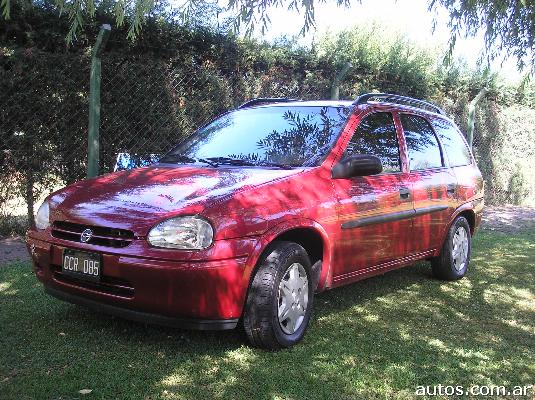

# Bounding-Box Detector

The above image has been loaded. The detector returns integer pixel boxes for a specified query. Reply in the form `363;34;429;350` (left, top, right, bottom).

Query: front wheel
431;216;471;280
243;241;314;350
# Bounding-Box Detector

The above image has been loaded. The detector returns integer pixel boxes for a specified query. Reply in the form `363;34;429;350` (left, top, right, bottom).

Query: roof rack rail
353;93;445;115
238;98;299;109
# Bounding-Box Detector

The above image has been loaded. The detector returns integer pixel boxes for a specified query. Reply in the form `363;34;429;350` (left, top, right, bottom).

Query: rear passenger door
399;113;457;254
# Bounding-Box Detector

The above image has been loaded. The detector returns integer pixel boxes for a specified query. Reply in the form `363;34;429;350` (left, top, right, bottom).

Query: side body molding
341;205;449;229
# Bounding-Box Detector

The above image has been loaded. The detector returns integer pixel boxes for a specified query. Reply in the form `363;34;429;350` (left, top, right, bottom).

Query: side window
431;119;472;167
344;112;401;173
401;114;443;170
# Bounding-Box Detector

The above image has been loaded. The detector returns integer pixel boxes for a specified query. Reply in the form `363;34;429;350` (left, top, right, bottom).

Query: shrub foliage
1;5;534;234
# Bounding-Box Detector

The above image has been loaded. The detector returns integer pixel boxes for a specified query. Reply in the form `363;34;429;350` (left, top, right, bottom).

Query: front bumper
44;286;239;330
27;232;258;328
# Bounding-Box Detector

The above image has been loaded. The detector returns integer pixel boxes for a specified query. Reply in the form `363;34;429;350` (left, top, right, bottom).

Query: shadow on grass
0;230;533;399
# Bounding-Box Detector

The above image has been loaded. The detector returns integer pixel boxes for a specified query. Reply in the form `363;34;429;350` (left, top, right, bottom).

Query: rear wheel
243;241;314;350
432;216;471;280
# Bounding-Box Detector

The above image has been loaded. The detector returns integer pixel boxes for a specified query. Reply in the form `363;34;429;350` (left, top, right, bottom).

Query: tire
431;216;471;281
243;241;314;350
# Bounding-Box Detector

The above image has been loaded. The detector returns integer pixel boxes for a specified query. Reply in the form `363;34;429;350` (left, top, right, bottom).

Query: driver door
331;111;414;281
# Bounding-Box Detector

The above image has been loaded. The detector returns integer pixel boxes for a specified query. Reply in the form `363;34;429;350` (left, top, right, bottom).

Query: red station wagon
26;93;484;349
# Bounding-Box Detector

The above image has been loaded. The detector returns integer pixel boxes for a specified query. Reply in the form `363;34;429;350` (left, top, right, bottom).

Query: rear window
432;119;473;167
401;114;443;170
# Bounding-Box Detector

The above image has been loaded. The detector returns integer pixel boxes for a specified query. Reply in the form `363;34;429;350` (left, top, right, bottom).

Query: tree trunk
331;62;353;100
26;171;35;227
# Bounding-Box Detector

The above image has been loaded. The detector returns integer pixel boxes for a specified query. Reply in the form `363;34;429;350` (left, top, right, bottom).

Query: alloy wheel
451;226;469;271
277;262;309;335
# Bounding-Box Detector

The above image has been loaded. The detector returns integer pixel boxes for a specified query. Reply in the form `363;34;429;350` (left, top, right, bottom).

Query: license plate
62;249;101;281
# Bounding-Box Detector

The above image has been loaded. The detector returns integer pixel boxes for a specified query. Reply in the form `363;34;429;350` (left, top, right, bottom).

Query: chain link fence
0;44;328;234
1;44;534;236
96;44;333;175
99;55;230;174
1;49;91;233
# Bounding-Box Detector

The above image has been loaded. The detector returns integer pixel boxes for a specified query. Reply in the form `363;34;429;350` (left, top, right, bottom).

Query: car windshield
160;106;351;168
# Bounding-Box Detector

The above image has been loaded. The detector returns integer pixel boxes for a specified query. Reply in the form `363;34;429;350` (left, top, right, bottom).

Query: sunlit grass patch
0;229;533;399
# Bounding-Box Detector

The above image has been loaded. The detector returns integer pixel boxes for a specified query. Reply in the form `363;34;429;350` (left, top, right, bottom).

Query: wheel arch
458;209;476;234
245;220;333;293
434;204;477;257
275;228;323;265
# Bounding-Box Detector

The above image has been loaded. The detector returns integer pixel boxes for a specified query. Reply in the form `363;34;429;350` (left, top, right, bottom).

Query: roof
239;99;354;109
237;95;452;121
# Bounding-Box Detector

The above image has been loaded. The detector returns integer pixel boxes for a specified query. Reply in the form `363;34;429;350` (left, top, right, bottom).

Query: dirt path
0;236;29;266
1;206;534;267
481;206;535;234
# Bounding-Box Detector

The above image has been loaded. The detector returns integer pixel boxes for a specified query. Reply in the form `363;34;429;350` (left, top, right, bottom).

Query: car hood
49;165;302;234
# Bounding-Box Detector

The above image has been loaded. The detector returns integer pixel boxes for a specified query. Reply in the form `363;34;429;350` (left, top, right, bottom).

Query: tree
0;0;352;42
226;0;350;35
1;0;533;70
429;0;535;70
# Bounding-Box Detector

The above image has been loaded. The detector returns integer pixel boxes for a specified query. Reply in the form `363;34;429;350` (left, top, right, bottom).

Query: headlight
147;216;214;250
35;201;50;230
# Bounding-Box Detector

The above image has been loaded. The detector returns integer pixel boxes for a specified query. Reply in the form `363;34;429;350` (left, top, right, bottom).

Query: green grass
1;230;534;400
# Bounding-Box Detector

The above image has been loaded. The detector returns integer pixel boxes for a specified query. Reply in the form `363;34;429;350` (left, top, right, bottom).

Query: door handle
399;187;411;199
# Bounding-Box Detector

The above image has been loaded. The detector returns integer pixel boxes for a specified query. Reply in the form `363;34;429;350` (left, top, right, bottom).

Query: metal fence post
467;87;488;149
87;24;111;178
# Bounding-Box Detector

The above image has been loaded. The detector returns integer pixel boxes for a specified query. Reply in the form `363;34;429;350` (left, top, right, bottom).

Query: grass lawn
1;229;534;399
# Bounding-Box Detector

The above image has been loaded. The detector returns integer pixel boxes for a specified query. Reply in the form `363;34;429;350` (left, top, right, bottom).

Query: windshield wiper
206;157;294;170
196;157;220;167
161;155;294;170
159;154;219;168
253;161;294;170
205;157;256;166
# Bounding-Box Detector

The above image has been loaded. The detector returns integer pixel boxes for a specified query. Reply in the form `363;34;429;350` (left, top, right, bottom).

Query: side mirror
332;154;383;179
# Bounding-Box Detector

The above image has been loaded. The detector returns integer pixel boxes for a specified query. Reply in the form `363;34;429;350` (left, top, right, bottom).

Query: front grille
51;265;134;298
52;221;134;248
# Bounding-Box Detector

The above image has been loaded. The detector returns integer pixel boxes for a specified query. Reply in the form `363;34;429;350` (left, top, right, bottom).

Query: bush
1;7;534;233
484;105;535;205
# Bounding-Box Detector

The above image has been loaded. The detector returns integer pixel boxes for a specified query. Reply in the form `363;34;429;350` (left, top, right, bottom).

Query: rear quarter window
431;119;473;167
